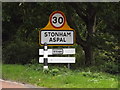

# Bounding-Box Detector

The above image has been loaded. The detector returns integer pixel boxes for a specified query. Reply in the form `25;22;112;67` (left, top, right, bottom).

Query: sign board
52;49;63;55
39;48;75;55
38;11;76;69
39;57;75;63
39;11;75;46
40;30;74;45
50;11;65;28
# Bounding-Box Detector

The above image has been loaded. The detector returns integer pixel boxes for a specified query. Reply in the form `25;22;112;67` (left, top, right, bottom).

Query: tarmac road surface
0;79;38;88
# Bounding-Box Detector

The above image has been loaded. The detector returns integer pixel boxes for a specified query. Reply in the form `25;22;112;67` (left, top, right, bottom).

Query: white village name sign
40;30;74;45
38;11;76;69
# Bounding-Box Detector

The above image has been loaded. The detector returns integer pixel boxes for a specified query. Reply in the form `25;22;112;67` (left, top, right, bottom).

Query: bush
72;45;85;68
3;39;38;64
49;68;60;76
102;62;119;74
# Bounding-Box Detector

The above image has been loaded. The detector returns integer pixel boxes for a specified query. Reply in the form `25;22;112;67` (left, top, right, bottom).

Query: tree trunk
65;2;96;66
84;14;96;66
83;44;93;66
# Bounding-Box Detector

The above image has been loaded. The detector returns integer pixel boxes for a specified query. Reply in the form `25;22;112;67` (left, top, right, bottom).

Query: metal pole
68;46;70;69
43;43;48;70
68;63;70;69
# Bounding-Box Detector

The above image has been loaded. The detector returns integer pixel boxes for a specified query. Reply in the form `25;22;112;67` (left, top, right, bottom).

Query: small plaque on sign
52;49;63;55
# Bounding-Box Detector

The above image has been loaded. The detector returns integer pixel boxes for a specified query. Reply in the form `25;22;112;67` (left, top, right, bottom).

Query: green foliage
49;68;60;76
80;71;113;79
2;64;118;88
3;39;38;64
93;49;119;74
102;62;119;74
2;2;119;74
25;63;43;71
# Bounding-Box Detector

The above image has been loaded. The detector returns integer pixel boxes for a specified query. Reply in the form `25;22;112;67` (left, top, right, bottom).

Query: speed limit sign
39;11;76;46
50;11;65;28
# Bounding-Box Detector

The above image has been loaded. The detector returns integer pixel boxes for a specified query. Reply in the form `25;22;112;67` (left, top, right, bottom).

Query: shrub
103;62;119;74
3;39;38;64
49;68;60;76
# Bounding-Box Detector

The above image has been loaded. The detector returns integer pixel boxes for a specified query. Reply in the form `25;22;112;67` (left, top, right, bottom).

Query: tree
64;2;119;66
64;3;97;66
2;2;119;69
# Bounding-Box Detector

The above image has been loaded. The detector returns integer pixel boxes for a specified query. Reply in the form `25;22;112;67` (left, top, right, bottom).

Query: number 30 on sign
50;11;65;28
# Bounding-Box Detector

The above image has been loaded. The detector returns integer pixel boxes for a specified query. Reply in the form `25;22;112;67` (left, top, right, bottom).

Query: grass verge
2;64;119;88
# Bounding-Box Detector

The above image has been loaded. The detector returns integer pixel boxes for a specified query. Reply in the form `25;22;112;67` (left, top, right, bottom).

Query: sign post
38;11;76;69
43;43;48;70
68;46;70;69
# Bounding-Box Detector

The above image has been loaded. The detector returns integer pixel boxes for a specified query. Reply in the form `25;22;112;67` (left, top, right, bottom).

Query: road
0;79;38;88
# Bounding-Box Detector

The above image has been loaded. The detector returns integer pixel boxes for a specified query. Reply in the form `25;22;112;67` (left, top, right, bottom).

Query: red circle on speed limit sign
50;11;66;28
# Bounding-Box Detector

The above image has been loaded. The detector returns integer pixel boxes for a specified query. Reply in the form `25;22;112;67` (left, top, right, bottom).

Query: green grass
2;64;119;88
